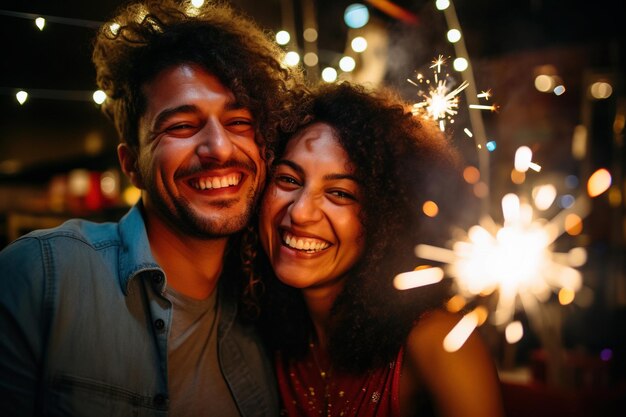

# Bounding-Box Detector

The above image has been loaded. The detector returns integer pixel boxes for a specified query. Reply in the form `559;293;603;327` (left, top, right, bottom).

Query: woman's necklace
309;341;334;417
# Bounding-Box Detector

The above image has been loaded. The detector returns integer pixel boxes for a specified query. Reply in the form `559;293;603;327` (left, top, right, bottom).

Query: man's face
123;63;265;238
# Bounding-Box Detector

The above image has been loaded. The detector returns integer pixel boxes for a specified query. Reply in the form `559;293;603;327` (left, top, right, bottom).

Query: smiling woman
249;82;504;417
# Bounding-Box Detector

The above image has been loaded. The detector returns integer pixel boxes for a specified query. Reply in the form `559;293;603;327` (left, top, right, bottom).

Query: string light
321;67;338;83
351;36;368;52
283;51;300;67
339;56;356;72
92;90;107;105
35;17;46;30
15;91;28;105
275;30;290;45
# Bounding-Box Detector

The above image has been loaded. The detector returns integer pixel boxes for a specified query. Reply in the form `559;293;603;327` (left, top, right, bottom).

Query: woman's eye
275;175;300;187
329;190;357;201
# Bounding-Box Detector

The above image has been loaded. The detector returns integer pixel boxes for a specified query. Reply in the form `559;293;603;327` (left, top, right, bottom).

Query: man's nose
195;118;234;162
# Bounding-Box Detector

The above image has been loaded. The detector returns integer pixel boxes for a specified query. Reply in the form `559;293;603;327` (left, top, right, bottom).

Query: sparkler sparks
409;56;469;131
396;168;612;351
409;56;495;133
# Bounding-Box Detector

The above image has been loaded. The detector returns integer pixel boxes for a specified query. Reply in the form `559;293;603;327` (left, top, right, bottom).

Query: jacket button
153;393;166;406
151;271;164;285
154;319;165;331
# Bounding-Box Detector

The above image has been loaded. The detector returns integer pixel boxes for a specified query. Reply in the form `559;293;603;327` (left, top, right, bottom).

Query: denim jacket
0;203;278;417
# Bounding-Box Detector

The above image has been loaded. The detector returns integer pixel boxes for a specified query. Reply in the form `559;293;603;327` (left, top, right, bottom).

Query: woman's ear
117;143;144;189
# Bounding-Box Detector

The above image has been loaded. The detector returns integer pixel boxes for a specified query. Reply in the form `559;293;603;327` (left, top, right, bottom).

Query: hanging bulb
35;17;46;30
16;91;28;105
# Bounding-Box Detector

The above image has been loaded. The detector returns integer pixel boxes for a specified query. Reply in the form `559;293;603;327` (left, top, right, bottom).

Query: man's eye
166;124;195;132
227;121;254;135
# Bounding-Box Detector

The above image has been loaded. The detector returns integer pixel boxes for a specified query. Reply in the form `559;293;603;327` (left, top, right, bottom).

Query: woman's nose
288;190;323;224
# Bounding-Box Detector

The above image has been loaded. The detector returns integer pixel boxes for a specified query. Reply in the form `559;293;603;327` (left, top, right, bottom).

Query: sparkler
394;166;611;352
408;55;495;133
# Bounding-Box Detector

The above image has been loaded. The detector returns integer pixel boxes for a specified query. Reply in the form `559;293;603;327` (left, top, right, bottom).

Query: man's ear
117;143;144;189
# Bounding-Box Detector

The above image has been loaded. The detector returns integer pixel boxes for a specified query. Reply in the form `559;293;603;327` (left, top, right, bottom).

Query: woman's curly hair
92;0;304;160
252;82;470;373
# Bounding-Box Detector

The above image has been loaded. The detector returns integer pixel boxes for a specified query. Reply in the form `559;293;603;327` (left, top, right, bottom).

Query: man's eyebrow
152;100;251;131
152;104;199;131
276;159;360;183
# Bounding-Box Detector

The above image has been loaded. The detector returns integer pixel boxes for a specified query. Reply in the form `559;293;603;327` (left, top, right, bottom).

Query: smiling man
0;1;301;416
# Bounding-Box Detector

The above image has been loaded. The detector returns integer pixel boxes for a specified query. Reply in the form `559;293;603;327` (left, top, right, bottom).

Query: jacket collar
117;201;163;295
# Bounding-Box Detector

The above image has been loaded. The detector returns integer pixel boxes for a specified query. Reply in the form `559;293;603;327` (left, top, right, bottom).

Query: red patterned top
276;344;403;417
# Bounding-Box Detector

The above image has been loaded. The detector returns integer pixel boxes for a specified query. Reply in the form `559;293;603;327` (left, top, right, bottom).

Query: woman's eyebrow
276;159;359;183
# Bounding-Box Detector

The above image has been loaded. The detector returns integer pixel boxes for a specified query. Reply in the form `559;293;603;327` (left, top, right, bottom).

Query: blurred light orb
436;0;451;10
16;90;28;105
553;85;566;96
486;140;497;152
303;28;318;42
321;67;338;83
565;214;583;236
587;168;612;197
514;146;533;172
422;200;439;217
565;175;579;189
69;169;90;196
532;184;557;211
511;169;526;185
351;36;368;52
600;348;613;362
92;90;107;105
447;29;462;43
505;321;524;344
590;81;612;99
35;17;46;31
339;56;356;72
453;57;468;72
275;30;290;45
558;288;575;305
473;182;489;198
608;186;622;207
303;52;318;67
191;0;205;7
283;51;300;66
463;166;480;184
534;74;554;92
559;194;575;209
123;185;141;206
344;4;369;29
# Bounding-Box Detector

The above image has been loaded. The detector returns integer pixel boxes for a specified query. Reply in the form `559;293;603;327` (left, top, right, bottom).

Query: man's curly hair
92;0;303;159
253;82;470;373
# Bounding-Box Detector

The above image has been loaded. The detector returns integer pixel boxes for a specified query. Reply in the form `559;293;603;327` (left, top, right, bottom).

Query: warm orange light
558;288;575;305
446;295;466;313
463;166;480;184
473;182;489;198
511;169;525;185
423;200;439;217
587;168;612;197
564;214;583;236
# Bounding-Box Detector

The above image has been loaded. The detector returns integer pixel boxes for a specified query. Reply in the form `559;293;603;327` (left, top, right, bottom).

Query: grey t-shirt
165;286;241;417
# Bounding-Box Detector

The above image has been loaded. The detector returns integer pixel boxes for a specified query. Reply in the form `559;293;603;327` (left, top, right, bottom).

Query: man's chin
182;211;251;239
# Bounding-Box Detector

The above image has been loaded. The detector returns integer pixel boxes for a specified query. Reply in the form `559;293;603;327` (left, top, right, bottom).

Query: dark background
1;1;625;413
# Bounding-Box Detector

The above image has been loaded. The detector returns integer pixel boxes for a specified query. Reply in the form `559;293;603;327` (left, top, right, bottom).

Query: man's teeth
283;232;329;252
192;174;240;190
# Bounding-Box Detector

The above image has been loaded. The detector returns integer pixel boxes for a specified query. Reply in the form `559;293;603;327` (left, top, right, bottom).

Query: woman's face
260;122;365;291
